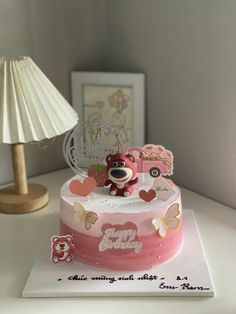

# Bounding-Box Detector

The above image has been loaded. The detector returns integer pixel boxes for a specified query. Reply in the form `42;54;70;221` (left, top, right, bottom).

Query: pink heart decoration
69;177;97;196
139;189;156;202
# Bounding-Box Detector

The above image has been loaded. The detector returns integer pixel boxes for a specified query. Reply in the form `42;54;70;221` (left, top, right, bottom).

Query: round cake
60;173;183;271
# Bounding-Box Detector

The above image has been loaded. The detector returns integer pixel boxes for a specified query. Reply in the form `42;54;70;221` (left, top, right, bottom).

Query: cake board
22;210;214;297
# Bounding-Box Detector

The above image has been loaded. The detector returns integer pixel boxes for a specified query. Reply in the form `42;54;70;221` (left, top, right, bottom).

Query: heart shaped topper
139;189;156;202
69;177;97;197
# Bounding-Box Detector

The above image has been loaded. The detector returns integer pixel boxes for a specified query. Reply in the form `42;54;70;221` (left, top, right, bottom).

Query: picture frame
71;72;145;150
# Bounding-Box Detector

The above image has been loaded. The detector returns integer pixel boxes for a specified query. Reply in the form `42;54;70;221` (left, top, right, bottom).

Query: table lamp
0;56;78;214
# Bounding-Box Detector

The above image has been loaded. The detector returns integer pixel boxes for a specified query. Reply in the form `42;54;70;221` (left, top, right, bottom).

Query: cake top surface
61;173;180;214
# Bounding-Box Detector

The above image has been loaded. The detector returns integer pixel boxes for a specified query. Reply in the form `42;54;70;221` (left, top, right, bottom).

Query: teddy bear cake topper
105;152;138;197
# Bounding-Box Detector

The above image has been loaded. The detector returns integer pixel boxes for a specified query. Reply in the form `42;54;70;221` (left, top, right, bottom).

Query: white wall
1;0;236;208
0;0;107;184
106;0;236;208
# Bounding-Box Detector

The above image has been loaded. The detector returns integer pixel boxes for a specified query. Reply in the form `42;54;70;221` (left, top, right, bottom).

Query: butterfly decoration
73;201;98;230
152;203;180;238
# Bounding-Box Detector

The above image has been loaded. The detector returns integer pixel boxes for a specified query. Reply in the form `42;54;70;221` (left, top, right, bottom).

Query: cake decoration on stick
152;176;175;201
88;164;107;187
152;203;180;238
131;144;175;202
69;177;97;196
105;152;138;197
51;235;75;263
139;189;156;202
73;201;98;230
98;222;142;254
128;144;174;178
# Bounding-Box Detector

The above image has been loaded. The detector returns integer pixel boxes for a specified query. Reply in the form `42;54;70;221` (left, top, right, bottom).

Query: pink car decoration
128;144;173;177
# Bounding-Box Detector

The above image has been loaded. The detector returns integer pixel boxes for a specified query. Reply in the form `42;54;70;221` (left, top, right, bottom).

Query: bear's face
54;241;70;254
106;153;137;185
52;236;73;255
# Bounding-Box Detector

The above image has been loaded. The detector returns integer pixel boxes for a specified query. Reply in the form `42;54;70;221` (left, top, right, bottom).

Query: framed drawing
71;72;145;151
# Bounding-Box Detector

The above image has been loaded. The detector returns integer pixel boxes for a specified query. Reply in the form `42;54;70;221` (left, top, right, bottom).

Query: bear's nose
110;169;127;179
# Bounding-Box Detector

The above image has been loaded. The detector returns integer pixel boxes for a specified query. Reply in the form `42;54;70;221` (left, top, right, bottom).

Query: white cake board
22;210;214;297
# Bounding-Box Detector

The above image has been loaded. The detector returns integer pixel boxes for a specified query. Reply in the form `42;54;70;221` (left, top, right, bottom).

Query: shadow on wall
105;0;236;208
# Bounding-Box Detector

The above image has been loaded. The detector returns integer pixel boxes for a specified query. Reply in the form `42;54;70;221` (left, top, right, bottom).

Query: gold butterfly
73;201;98;230
152;203;180;238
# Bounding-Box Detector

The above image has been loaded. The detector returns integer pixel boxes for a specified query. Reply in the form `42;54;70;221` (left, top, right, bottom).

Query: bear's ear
52;236;59;243
66;236;72;243
126;154;135;163
106;155;112;163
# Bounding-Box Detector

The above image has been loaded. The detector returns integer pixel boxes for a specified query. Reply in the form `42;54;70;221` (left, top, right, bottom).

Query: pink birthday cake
59;144;184;271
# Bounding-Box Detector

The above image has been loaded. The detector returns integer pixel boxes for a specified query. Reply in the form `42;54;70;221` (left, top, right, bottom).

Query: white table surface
0;168;236;314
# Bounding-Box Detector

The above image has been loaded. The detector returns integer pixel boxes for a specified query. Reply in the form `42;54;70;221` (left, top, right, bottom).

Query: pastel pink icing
60;218;183;270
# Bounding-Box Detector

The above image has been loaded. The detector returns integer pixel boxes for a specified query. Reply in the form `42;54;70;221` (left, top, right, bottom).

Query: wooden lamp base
0;183;49;214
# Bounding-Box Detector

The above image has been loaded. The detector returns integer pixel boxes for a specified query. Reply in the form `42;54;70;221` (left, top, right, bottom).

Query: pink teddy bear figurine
105;152;138;197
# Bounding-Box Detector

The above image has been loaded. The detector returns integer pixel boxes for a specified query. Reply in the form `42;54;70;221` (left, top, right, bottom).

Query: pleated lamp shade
0;56;78;143
0;56;79;214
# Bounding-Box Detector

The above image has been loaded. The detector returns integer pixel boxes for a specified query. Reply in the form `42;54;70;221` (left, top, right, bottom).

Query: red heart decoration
139;189;156;202
69;177;97;196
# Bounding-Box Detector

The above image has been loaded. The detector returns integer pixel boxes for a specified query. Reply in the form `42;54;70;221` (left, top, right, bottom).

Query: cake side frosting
60;218;183;271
